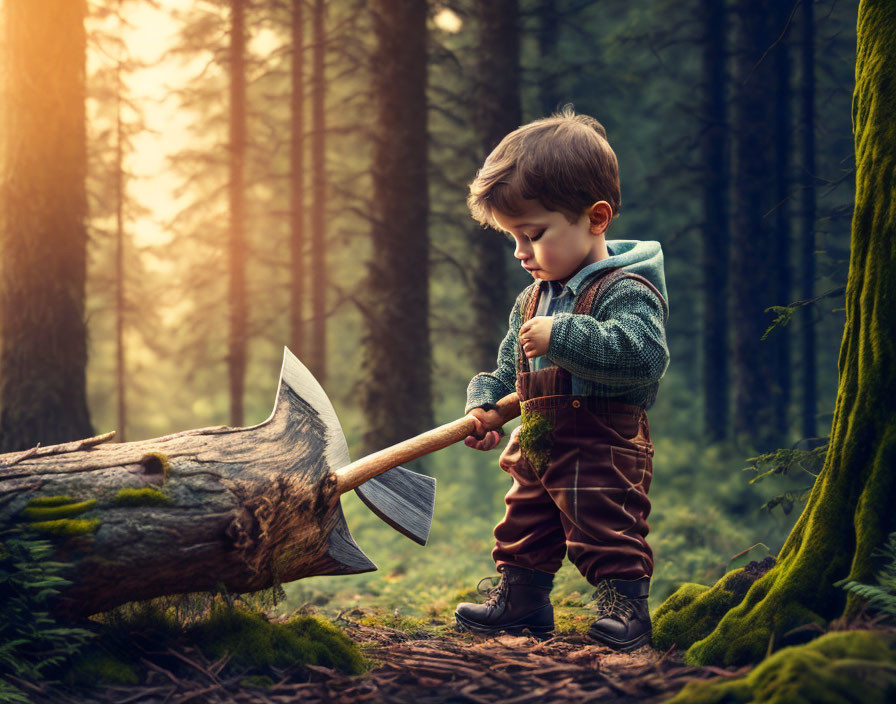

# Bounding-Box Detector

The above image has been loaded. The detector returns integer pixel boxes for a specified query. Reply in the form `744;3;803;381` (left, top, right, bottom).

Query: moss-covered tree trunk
655;0;896;666
0;372;376;619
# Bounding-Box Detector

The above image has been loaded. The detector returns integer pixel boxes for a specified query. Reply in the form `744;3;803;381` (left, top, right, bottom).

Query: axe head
276;347;435;552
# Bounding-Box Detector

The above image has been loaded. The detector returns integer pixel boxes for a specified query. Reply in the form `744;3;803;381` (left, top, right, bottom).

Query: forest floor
27;616;752;704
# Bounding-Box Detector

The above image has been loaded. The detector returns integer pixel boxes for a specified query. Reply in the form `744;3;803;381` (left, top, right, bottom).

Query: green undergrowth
61;595;367;693
356;610;435;637
666;630;896;704
0;528;94;703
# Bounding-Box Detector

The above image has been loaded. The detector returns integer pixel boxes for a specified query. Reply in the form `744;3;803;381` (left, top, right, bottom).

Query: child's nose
514;240;532;259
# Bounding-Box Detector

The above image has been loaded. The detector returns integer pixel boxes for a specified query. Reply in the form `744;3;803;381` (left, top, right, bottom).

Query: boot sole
454;610;554;639
586;626;652;652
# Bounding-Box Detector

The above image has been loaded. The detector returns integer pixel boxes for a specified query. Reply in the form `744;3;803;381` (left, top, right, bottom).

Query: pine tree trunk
228;0;248;428
362;0;432;454
771;3;793;438
470;0;520;376
290;0;307;362
701;0;729;442
115;25;128;444
310;0;327;384
536;0;559;116
0;0;94;453
730;0;785;450
800;0;818;439
664;0;896;666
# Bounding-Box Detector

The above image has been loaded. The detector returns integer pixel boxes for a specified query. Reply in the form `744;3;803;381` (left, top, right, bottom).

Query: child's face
492;200;609;282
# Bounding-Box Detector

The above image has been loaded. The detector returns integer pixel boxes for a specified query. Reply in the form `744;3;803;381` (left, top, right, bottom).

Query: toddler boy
454;106;669;652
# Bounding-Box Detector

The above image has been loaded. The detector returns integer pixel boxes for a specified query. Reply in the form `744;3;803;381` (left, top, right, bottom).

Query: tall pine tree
0;0;94;452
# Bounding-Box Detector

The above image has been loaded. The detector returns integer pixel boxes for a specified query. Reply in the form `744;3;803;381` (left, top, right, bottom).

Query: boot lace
476;574;509;608
591;581;635;620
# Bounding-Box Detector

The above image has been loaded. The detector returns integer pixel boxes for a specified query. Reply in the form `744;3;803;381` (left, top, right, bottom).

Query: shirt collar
555;255;618;296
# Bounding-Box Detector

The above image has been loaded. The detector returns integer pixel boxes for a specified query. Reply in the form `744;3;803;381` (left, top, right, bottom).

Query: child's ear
588;201;612;234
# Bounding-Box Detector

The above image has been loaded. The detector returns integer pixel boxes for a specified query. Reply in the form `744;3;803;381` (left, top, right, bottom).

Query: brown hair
467;104;620;231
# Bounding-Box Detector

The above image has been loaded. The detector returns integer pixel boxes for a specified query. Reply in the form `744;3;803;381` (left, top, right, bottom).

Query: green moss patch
554;607;592;634
189;605;366;675
29;518;101;536
241;675;274;689
667;631;896;704
652;572;757;653
65;649;138;687
113;488;171;507
22;499;97;521
358;610;432;636
25;495;78;507
519;408;554;473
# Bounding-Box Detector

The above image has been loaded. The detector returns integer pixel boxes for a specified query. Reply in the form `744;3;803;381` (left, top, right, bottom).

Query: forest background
0;0;859;623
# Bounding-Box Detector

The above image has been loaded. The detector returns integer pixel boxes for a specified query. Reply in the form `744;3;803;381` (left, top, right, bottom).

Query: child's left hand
519;316;553;358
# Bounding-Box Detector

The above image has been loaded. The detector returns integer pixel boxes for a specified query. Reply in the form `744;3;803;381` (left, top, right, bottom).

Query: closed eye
527;230;545;242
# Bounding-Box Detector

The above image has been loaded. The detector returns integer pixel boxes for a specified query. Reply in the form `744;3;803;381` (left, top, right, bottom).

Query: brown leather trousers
491;272;655;584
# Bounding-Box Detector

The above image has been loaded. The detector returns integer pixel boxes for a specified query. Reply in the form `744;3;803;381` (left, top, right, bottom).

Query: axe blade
278;347;434;545
355;465;435;546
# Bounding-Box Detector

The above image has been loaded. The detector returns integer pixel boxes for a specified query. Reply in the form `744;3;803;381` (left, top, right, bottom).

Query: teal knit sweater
465;240;670;413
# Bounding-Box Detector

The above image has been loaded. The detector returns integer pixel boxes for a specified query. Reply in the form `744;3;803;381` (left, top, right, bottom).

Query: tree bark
228;0;248;428
362;0;432;454
0;0;94;453
115;5;128;444
470;0;521;378
290;0;307;362
700;0;729;442
660;0;896;666
310;0;328;384
771;2;793;437
0;374;375;619
800;0;818;439
535;0;559;118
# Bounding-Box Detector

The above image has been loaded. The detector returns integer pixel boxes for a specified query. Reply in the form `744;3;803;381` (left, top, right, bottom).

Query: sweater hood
604;240;668;307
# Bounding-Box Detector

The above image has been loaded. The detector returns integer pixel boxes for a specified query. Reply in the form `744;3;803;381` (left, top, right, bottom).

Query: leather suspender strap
523;280;543;322
575;267;621;315
575;268;667;319
517;281;543;374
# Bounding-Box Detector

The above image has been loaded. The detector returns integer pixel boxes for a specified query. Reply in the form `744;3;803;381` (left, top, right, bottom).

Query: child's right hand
464;407;504;451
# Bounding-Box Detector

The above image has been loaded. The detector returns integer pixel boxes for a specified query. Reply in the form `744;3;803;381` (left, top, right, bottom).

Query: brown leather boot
454;565;554;637
587;576;652;651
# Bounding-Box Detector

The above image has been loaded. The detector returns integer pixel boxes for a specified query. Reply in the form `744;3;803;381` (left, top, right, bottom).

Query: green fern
744;441;827;517
0;528;94;698
834;531;896;618
744;442;827;484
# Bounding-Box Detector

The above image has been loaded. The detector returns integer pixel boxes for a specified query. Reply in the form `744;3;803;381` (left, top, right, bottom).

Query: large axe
279;346;521;570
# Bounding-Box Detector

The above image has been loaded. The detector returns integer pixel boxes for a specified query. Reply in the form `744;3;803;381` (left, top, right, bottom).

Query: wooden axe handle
335;392;521;495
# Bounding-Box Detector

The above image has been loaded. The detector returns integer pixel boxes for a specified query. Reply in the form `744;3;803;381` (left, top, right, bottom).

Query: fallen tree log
0;352;399;619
